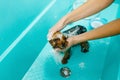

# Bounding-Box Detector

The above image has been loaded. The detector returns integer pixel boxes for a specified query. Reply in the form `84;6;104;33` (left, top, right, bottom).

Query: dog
48;25;89;64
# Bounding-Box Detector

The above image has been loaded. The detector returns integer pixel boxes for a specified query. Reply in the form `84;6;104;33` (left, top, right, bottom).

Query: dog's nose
62;43;66;48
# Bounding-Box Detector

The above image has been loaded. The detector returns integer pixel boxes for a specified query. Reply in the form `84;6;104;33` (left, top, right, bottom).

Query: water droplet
79;62;85;69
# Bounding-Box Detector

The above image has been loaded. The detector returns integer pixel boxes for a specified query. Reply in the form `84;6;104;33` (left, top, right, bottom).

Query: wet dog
48;25;89;64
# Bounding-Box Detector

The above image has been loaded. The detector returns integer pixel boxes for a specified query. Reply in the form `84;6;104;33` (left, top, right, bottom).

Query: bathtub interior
101;1;120;80
0;0;120;80
101;35;120;80
0;0;75;80
23;1;120;80
0;0;52;55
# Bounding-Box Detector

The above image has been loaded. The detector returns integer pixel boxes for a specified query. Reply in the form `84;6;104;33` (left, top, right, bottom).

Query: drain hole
60;67;71;78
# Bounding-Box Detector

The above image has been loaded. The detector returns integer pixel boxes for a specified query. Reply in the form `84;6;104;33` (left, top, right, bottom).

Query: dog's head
49;31;68;49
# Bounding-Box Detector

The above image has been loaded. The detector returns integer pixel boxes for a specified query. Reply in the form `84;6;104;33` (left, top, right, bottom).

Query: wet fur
49;25;89;64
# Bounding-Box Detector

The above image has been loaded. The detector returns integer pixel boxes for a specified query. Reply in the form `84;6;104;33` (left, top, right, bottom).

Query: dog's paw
81;47;89;53
62;59;68;64
80;42;89;53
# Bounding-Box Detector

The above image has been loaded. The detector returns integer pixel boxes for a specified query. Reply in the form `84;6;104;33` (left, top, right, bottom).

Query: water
23;1;120;80
0;0;120;80
0;0;74;80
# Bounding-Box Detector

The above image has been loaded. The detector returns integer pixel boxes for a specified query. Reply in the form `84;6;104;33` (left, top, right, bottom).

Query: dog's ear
48;31;59;46
49;40;53;45
62;35;67;40
49;39;57;49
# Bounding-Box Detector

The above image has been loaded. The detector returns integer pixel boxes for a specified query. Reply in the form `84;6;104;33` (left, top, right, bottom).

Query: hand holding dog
47;16;68;40
55;37;74;52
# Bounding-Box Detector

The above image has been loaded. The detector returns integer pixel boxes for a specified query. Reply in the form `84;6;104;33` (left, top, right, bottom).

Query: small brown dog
49;25;89;64
49;31;71;64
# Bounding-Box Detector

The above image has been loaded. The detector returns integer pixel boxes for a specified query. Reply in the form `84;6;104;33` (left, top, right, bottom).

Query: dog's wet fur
49;25;89;64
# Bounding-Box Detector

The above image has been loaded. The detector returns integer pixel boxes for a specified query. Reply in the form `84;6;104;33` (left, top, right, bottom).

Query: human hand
55;37;74;52
47;17;68;40
47;22;62;40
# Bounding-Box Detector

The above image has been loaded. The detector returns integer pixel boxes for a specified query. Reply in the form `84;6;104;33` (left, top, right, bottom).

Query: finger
55;48;62;52
47;31;54;40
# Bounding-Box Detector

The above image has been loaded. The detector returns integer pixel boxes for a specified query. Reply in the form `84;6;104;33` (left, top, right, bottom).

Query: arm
64;0;114;24
50;0;114;32
69;19;120;45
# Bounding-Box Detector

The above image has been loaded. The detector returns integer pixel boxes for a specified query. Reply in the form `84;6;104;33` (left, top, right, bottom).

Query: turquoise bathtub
0;0;120;80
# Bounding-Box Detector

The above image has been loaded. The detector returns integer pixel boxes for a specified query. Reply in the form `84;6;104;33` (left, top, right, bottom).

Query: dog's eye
53;38;60;42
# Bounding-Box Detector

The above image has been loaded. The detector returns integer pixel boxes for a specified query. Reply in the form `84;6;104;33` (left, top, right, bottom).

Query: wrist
69;35;85;46
67;36;77;46
71;36;78;46
62;15;72;26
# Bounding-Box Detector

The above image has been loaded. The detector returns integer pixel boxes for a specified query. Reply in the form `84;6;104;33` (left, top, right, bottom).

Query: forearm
72;19;120;45
49;0;114;37
64;0;113;24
